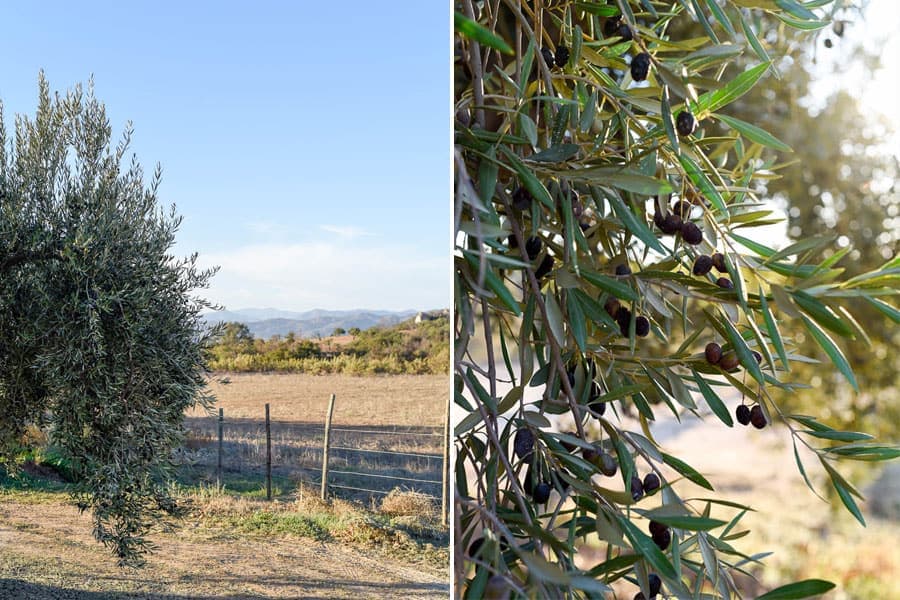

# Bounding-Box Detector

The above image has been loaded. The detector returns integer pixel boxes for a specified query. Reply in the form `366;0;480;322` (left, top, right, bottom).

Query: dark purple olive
705;342;722;365
631;52;651;81
750;404;767;429
676;110;697;136
532;481;552;503
681;222;703;245
693;255;713;276
643;473;661;494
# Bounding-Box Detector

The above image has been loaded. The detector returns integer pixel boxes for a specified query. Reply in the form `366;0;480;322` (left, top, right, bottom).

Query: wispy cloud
318;225;375;239
247;221;291;236
198;242;447;312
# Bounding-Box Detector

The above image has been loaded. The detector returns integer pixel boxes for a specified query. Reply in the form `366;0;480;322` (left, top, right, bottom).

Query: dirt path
0;500;449;599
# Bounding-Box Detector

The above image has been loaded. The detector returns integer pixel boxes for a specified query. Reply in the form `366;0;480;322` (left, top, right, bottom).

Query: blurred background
457;1;900;596
636;1;900;595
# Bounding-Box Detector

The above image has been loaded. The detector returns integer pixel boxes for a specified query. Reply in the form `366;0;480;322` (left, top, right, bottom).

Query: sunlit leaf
694;62;770;114
800;315;858;392
756;579;836;600
716;114;791;151
454;12;513;55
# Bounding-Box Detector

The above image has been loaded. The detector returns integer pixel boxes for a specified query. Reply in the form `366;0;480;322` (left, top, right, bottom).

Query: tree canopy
0;74;216;565
454;0;899;597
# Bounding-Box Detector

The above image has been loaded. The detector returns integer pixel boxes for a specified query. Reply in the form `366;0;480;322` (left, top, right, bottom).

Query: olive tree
0;74;217;565
454;1;899;597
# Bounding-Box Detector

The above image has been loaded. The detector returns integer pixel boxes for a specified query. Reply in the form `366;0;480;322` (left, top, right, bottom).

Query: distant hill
201;308;422;339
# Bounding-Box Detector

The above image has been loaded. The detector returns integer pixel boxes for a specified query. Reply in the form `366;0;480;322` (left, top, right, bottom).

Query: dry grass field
193;373;447;427
0;373;451;599
181;373;449;501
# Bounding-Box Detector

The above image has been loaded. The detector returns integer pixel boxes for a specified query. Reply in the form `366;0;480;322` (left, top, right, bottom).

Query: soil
0;499;449;599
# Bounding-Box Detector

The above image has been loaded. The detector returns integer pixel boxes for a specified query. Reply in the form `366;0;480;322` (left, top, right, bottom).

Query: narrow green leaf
566;292;587;352
826;445;900;461
643;514;727;531
730;232;777;258
690;0;720;43
694;62;770;114
580;89;598;133
545;292;565;345
607;194;667;254
572;288;616;328
692;369;733;427
617;516;679;580
574;2;619;17
667;369;697;409
581;268;638;301
756;579;836;600
716;114;792;151
678;152;727;214
590;384;648;405
499;146;554;208
464;252;522;316
529;143;580;162
774;0;818;21
774;12;831;30
572;167;674;195
705;0;736;37
759;287;790;371
660;86;680;155
454;12;513;55
738;10;773;67
662;452;714;490
801;430;873;442
864;296;900;323
789;414;833;432
518;113;538;146
800;315;858;392
569;576;612;595
833;478;866;526
792;439;819;498
720;315;765;385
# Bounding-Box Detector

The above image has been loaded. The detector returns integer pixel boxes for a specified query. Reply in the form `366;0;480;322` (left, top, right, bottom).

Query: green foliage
208;317;450;375
0;74;216;565
454;1;898;597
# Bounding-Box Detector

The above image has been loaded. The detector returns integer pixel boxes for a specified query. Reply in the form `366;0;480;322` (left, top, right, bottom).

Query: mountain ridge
201;307;436;339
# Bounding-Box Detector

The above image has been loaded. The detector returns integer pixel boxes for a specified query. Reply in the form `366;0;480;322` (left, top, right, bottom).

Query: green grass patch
223;510;338;540
0;469;72;502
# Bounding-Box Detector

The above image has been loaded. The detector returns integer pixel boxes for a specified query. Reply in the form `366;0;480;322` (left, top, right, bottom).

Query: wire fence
175;395;449;520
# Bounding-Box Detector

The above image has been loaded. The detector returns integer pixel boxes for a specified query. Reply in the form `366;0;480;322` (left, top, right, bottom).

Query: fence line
330;469;441;485
328;447;442;460
328;483;394;495
328;427;441;437
198;394;449;522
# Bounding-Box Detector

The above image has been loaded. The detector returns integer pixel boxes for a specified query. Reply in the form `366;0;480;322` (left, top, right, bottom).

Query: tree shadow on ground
0;577;449;599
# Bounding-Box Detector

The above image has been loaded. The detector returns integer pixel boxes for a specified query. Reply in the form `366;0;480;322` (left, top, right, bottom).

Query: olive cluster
633;573;663;600
514;427;573;504
693;252;732;289
541;44;569;69
704;341;761;372
654;197;704;246
603;264;655;338
736;403;768;429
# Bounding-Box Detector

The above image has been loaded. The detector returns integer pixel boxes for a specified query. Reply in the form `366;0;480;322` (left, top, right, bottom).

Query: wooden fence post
217;407;224;489
320;393;336;501
265;403;272;501
442;396;450;527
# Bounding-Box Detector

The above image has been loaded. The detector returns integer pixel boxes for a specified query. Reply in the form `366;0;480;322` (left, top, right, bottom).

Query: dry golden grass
178;373;449;503
380;489;439;519
192;372;447;428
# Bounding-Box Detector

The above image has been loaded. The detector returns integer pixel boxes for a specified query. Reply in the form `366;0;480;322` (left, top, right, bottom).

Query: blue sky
0;2;450;312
